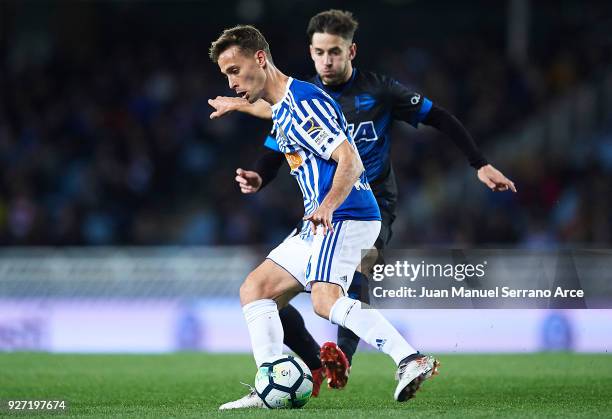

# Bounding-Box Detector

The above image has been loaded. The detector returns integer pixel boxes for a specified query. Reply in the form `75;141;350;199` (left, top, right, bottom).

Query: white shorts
267;220;381;293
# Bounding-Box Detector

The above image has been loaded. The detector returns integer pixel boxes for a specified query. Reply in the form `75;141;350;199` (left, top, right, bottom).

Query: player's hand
477;164;517;192
235;168;263;194
303;205;334;235
208;96;249;119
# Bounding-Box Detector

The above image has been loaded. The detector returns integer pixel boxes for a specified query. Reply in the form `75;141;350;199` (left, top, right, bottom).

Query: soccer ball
254;354;313;409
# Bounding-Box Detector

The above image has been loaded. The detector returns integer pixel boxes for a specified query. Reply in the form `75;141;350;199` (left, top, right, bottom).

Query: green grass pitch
1;353;611;418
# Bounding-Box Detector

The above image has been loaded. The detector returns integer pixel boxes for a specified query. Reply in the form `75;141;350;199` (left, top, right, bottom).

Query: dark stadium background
1;2;611;416
1;0;610;247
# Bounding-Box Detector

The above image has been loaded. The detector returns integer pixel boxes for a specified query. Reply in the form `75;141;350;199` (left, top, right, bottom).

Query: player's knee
239;277;256;306
311;283;342;319
240;272;271;305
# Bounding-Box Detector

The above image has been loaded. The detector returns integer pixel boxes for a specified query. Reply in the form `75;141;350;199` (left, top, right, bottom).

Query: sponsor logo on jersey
303;117;322;135
354;177;372;191
348;121;378;144
302;117;329;146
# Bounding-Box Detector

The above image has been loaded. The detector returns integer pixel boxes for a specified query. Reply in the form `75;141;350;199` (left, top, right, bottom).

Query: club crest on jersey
302;117;328;146
284;151;303;171
355;94;377;113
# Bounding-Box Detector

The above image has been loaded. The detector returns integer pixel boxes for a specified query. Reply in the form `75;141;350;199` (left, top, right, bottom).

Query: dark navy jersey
311;69;432;184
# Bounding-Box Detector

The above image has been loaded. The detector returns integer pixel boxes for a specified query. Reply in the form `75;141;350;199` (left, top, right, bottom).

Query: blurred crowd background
0;0;611;247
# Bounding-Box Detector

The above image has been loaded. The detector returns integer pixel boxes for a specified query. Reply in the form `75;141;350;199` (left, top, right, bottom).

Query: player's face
310;32;356;86
217;46;267;103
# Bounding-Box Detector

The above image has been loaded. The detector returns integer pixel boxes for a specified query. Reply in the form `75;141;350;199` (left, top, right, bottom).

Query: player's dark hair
307;10;359;42
209;25;273;63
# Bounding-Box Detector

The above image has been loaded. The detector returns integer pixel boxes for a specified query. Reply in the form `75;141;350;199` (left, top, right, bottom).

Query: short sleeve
294;96;348;160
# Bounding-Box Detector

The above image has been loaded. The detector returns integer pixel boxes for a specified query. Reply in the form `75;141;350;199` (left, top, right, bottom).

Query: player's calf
337;326;359;366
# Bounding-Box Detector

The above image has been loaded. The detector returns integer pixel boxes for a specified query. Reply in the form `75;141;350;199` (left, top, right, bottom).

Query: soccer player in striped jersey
210;25;439;410
209;10;516;401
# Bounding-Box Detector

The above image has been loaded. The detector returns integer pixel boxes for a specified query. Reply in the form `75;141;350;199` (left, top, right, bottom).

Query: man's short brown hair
307;10;359;42
209;25;272;63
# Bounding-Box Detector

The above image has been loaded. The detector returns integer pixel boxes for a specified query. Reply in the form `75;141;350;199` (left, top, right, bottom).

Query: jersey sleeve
293;95;349;160
387;77;432;128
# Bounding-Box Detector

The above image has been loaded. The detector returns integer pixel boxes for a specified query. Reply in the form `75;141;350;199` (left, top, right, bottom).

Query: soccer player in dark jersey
209;10;516;397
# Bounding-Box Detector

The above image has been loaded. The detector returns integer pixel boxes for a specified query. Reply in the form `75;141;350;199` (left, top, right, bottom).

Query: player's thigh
266;232;311;288
240;259;303;306
308;220;381;299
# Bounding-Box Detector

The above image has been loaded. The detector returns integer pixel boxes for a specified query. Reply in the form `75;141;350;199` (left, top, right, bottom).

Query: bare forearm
209;97;272;120
320;155;363;211
241;100;272;120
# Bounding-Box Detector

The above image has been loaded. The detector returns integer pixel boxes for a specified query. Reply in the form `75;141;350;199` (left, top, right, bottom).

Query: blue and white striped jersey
265;70;433;229
267;78;380;231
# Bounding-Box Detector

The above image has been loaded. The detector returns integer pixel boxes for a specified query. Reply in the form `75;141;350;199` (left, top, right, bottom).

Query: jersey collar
315;68;357;99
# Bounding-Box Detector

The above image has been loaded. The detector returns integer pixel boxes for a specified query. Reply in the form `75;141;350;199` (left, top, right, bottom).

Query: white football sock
329;296;416;365
242;299;284;366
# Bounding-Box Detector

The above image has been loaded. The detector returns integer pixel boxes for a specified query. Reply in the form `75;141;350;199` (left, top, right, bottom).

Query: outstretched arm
208;97;272;120
422;105;516;193
385;76;516;193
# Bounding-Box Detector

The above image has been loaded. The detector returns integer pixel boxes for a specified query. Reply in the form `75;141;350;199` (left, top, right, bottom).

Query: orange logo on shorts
285;152;303;171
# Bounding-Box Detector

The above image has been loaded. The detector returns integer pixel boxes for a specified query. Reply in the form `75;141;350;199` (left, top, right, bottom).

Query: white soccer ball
254;354;313;409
